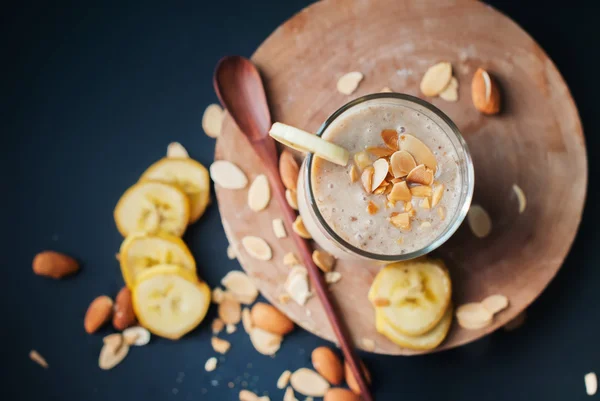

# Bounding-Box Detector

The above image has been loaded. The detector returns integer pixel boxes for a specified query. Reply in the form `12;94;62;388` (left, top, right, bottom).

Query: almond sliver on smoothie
269;122;349;166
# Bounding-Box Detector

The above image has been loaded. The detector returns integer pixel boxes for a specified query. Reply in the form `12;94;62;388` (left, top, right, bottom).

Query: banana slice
269;122;349;166
132;264;210;340
119;232;196;288
114;181;189;237
140;158;210;223
376;305;453;350
368;257;451;336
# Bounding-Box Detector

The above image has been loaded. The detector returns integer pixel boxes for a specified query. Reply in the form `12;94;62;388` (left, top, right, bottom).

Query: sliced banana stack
368;257;453;350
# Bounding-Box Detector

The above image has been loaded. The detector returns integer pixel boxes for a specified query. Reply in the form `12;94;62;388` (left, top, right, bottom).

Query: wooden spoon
214;56;374;401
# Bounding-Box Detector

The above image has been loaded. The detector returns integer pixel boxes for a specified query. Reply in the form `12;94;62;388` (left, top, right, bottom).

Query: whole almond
324;388;360;401
471;67;501;115
113;287;136;330
279;150;299;190
311;346;343;385
250;302;294;335
344;360;371;394
85;295;113;334
33;251;79;279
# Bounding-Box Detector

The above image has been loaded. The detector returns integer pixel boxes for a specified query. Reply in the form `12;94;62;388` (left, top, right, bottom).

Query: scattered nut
481;294;509;314
242;236;273;260
471;67;501;115
212;288;226;304
420;62;452;97
361;338;375;352
324;388;360;401
290;368;331;397
512;184;527;213
99;338;129;370
381;129;399;151
456;302;493;330
311;347;343;385
420;197;431;210
390;150;417;178
211;337;231;354
33;251;79;279
399;134;437;171
283;252;300;266
286;189;299;210
285;266;311;305
348;165;359;183
212;317;225;334
292;216;312;239
337;72;363;95
325;271;342;284
239;389;259;401
439;77;459;102
371;159;389;191
219;299;242;324
353;151;371;171
122;326;151;346
467;204;492;238
389;212;411;230
248;174;271;211
272;218;288;239
166;142;189;158
203;356;218;372
367;201;379;215
113;287;136;331
366;147;394;158
280;150;299;190
431;183;445;207
241;307;253;333
388;181;412;203
250;327;282;356
380;87;393;93
278;370;292;389
410;185;432;198
437;206;446;220
226;323;237;334
585;372;597;396
222;270;259;305
361;166;374;193
312;250;335;272
251;302;294;335
84;295;113;334
210;160;248;189
284;387;298;401
202;103;224;138
29;350;48;368
344;360;371;395
406;164;433;186
227;245;237;260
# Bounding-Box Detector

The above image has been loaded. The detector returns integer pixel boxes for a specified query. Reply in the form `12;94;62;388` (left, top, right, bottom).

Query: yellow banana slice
132;264;210;340
140;158;210;223
269;122;349;166
119;232;196;288
376;305;453;350
114;181;189;237
368;257;451;336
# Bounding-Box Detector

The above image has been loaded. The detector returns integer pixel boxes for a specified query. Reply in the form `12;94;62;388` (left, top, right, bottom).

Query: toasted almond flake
278;370;292;389
405;201;413;211
290;368;330;397
467;205;492;238
212;287;226;304
222;270;259;305
278;293;291;304
420;221;432;228
373;297;391;307
481;294;509;314
99;340;129;370
325;271;342;284
439;77;459;102
283;252;300;266
212;317;225;334
380;87;393;93
406;164;433;185
312;250;335;272
285;267;311;305
585;373;597;396
399;134;437;171
456;302;493;330
284;387;298;401
366;146;394;158
205;357;218;372
420;197;431;209
512;184;527;213
210;160;248;189
337;71;363;95
420;62;452;97
242;236;273;260
410;185;432;197
227;245;237;260
432;184;445;207
286;189;299;210
202;103;224;138
250;327;282;355
367;201;379;215
103;333;123;353
381;129;399;150
292;216;312;239
389;212;411;230
272;218;287;239
248;174;271;211
239;389;259;401
437;206;446;220
503;310;526;331
361;338;376;351
226;323;237;334
166;142;189;158
122;326;150;346
371;159;389;191
373;182;389;195
211;337;231;354
29;350;48;368
279;150;300;191
390;150;417;177
354;151;371;171
361;166;374;192
219;299;242;324
348;165;359;183
242;307;254;333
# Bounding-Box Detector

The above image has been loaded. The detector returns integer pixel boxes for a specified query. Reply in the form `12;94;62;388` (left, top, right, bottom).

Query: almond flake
399;134;437;171
420;197;431;209
219;299;242;324
337;71;363;95
248;174;271;211
99;340;129;370
381;129;399;150
285;267;311;305
286;189;299;210
292;216;311;239
166;142;189;158
406;164;433;185
388;181;412;202
361;166;374;193
439;76;459;102
103;333;123;353
226;323;237;334
467;205;492;238
272;218;287;239
122;326;150;346
361;338;376;351
349;165;359;183
420;62;452;97
389;212;411;230
211;337;231;354
367;201;379;215
432;183;445;207
290;368;330;397
481;294;509;314
202;103;224;138
242;236;273;260
277;370;292;389
239;389;259;401
212;287;226;304
325;271;342;284
373;298;391;307
371;159;389;191
29;350;48;368
241;307;254;333
312;250;335;272
512;184;527;213
390;150;417;177
504;310;526;331
284;387;298;401
366;147;394;158
205;357;218;372
437;206;446;220
212;318;225;334
585;373;597;396
410;185;432;198
373;182;389;195
250;327;282;355
222;270;259;305
210;160;248;189
354;151;371;171
405;201;413;212
227;245;237;260
456;302;493;330
279;150;299;191
420;221;432;228
283;252;300;266
380;87;393;93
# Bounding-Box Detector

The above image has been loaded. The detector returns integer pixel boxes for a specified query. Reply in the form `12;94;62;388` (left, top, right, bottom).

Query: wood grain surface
214;0;587;355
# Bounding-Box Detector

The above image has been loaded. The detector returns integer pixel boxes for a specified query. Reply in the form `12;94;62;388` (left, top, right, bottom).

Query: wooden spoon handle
254;140;374;401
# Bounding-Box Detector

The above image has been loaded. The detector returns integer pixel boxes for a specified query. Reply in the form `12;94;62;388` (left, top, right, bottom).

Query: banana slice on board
132;264;210;340
114;181;190;237
119;232;196;288
269;122;349;166
376;305;453;350
140;158;210;223
368;257;451;336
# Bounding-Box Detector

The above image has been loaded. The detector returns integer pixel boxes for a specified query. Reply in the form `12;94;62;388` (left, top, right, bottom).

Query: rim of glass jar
305;93;474;262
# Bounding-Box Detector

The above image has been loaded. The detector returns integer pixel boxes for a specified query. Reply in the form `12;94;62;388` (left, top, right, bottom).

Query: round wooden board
214;0;587;355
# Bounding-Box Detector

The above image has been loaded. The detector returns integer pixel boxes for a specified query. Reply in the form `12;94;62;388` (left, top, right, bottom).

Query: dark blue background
3;1;599;400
